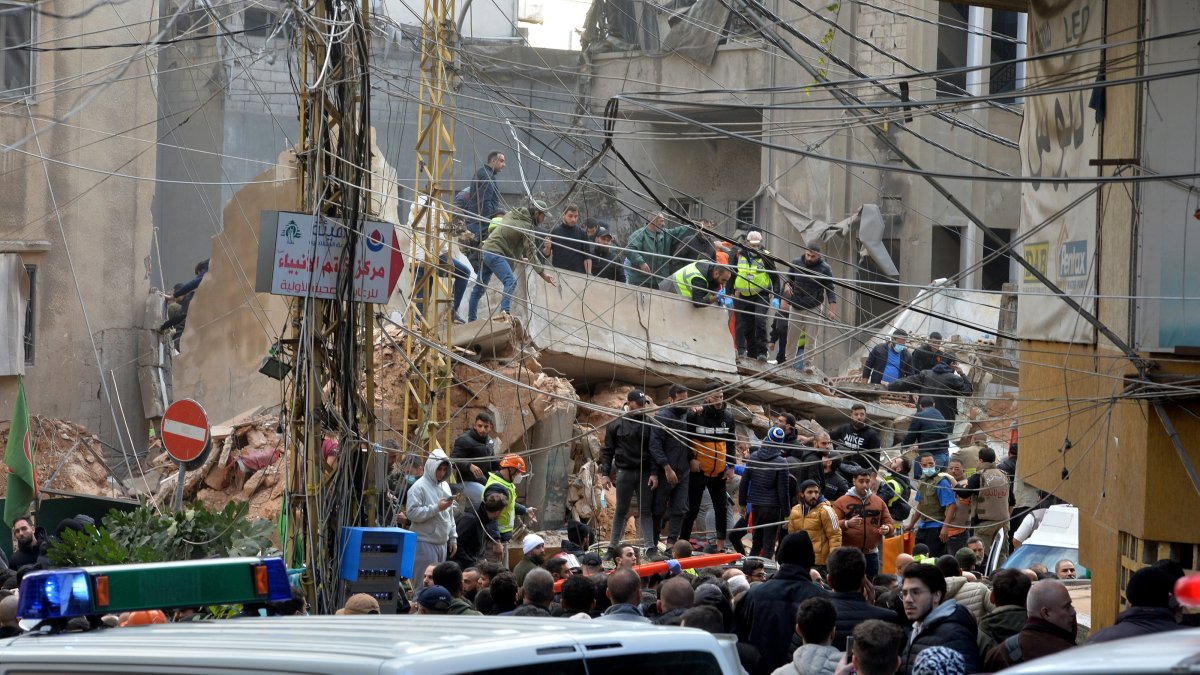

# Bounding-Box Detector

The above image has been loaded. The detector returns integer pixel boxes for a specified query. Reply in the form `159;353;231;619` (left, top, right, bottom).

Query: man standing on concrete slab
624;212;694;287
782;243;837;372
599;390;656;553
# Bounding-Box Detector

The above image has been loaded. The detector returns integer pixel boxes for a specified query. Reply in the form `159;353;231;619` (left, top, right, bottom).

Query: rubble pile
150;411;285;522
0;416;118;498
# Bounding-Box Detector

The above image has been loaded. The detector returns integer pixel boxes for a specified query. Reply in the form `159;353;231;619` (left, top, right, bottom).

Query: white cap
746;231;763;247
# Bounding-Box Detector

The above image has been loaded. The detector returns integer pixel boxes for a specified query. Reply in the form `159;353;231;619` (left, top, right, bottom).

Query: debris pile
150;410;285;522
0;416;121;498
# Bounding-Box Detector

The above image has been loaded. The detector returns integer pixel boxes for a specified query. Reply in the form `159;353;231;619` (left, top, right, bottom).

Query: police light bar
19;557;291;621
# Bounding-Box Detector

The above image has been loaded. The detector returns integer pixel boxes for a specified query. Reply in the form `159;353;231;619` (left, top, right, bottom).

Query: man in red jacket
832;468;894;582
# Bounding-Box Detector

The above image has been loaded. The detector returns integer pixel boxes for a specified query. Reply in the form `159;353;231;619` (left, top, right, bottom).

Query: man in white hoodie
408;450;458;582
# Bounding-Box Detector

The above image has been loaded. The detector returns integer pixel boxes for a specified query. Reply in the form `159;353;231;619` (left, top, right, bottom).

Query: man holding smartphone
408;449;459;582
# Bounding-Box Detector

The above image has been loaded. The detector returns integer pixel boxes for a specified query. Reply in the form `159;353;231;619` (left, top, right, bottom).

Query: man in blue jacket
862;329;914;385
649;384;692;547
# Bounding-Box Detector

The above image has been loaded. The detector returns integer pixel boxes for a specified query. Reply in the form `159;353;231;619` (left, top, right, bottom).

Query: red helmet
499;454;526;473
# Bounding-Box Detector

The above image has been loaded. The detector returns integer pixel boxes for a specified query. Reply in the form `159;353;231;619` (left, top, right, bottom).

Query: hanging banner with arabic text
1016;0;1102;344
256;211;404;303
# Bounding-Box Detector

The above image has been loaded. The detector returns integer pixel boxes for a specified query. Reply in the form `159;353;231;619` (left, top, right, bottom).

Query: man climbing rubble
467;200;558;322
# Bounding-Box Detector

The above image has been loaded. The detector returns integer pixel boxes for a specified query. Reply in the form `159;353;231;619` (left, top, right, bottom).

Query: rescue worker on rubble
599;389;656;555
483;454;537;560
730;230;780;362
660;260;733;307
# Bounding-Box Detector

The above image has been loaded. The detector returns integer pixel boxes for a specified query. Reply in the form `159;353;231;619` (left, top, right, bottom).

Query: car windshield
1003;544;1089;578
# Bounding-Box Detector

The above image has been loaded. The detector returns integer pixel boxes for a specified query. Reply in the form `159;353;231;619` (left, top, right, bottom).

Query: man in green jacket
625;212;694;287
468;200;557;321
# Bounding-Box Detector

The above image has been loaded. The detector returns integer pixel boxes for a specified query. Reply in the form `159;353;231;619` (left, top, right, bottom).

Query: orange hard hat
499;454;526;473
120;610;168;627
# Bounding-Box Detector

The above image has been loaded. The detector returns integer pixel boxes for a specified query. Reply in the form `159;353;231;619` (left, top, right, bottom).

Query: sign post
161;399;211;512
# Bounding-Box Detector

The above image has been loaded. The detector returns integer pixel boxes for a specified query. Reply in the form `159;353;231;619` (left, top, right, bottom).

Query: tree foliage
48;500;277;567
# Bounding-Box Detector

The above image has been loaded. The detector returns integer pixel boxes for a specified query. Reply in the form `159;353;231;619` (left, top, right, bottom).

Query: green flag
4;376;35;526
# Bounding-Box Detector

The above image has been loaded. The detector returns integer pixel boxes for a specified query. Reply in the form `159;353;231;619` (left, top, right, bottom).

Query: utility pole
283;0;378;615
403;0;457;457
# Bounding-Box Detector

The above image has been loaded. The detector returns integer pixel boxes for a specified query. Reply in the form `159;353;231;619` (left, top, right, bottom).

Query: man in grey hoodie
772;597;843;675
407;449;458;583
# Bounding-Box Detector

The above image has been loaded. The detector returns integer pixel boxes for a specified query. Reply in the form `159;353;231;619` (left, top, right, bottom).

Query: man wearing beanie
735;532;829;671
787;479;841;573
514;533;547;586
1089;566;1184;642
739;426;792;558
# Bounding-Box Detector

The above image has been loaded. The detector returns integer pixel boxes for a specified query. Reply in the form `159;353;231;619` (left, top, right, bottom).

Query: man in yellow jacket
789;479;842;573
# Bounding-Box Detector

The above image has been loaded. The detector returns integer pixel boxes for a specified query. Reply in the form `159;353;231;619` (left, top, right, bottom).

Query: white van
0;615;745;675
1003;504;1087;578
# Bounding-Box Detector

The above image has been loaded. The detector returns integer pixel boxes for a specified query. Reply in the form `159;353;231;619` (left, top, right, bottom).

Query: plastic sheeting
661;0;731;65
765;187;898;275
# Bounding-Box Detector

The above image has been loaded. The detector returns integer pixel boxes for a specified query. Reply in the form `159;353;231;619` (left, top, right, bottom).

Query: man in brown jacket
832;468;894;582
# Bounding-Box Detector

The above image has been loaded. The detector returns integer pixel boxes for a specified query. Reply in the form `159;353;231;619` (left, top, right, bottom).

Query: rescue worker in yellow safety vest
483;454;537;557
659;261;733;307
730;230;780;361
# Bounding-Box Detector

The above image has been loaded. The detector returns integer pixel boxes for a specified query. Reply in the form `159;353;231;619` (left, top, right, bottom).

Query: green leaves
47;500;278;567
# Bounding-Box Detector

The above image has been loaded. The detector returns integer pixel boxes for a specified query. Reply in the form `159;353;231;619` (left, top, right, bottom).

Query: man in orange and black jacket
679;381;736;551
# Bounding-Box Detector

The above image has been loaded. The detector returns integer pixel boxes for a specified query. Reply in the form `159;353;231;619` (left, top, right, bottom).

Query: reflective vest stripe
484;473;518;534
733;252;769;295
672;262;705;298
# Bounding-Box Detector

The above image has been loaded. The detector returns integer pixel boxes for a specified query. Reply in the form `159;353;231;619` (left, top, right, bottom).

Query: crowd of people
450;153;852;370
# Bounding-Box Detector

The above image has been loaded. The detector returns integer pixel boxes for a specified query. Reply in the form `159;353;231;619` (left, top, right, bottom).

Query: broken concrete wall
175;133;407;425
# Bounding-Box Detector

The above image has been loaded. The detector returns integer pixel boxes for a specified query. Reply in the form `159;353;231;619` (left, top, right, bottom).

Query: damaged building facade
583;0;1027;372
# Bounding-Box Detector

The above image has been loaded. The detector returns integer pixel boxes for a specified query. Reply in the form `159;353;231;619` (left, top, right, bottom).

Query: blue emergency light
18;557;292;621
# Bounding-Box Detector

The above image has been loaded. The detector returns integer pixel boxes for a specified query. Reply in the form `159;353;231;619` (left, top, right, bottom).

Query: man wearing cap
661;260;733;307
649;384;693;546
782;243;837;372
414;585;454;615
590;226;623;282
863;330;914;385
740;426;791;558
580;552;604;576
730;230;780;361
912;332;943;373
541;204;593;276
514;533;547;586
734;532;829;671
467;201;558;321
624;212;694;287
599;390;656;553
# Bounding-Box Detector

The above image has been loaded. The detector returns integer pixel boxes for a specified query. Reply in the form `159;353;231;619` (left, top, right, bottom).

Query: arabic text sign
262;212;403;303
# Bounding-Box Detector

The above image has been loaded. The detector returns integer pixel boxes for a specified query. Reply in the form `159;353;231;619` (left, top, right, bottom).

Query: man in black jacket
901;397;950;468
887;356;973;423
735;532;830;672
1089;566;1184;643
8;517;46;569
450;412;497;504
451;491;508;570
599;390;655;553
826;547;903;650
650;385;692;546
900;562;979;674
862;330;915;385
589;227;623;282
739;426;791;558
911;332;942;373
782;243;837;372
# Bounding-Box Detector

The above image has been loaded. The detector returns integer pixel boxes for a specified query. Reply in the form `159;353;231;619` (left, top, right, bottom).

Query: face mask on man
405;474;417;485
894;344;906;352
922;467;937;478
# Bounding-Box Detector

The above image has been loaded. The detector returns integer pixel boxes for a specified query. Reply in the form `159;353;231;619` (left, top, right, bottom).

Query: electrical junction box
339;527;416;614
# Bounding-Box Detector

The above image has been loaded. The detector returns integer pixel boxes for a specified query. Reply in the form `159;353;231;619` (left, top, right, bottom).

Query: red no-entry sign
161;399;210;463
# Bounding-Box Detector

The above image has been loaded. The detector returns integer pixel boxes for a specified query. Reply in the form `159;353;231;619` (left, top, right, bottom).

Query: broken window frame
23;263;34;367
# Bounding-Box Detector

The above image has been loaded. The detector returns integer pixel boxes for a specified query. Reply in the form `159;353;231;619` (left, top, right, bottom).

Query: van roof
1022;504;1078;549
0;616;733;675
